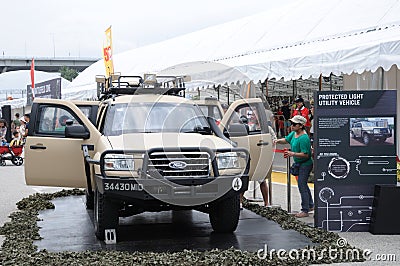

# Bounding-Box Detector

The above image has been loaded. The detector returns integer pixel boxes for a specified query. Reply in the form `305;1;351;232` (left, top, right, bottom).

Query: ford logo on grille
169;161;187;170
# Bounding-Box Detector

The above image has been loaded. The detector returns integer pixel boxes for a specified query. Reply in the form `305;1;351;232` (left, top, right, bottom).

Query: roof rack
95;74;190;100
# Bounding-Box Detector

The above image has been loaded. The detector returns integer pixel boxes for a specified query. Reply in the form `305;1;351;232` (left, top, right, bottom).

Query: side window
35;105;82;136
78;106;91;119
227;104;263;135
77;105;98;126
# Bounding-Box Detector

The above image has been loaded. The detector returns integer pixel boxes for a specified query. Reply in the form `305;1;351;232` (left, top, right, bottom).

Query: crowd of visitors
0;112;29;146
272;96;314;139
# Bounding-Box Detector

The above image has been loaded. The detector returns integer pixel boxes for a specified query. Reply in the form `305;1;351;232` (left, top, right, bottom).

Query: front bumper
94;174;249;205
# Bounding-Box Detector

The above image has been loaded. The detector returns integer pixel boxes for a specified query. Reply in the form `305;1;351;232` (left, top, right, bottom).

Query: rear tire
94;189;119;240
209;194;240;233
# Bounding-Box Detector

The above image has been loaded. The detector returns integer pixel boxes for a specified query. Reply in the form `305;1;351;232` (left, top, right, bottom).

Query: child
9;131;23;147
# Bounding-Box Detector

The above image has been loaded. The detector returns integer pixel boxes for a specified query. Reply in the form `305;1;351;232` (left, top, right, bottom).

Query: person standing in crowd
23;113;30;139
292;97;311;135
19;118;27;143
274;115;313;218
281;100;291;135
11;113;21;130
0;119;7;144
309;100;315;143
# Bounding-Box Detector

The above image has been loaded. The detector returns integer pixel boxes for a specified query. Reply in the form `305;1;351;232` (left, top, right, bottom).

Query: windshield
103;102;210;136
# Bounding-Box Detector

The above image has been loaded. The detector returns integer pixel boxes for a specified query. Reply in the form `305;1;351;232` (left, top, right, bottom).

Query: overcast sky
1;0;295;59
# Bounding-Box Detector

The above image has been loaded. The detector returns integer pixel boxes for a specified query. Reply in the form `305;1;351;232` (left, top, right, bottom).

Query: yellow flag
103;26;114;78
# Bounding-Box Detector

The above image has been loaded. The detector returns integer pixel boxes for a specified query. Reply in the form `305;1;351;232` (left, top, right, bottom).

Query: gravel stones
0;191;365;265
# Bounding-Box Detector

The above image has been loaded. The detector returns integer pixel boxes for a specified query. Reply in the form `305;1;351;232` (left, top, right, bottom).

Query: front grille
148;152;210;178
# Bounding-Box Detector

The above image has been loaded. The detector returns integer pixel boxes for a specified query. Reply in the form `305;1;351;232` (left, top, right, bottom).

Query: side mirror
227;123;248;137
65;125;90;139
66;119;74;126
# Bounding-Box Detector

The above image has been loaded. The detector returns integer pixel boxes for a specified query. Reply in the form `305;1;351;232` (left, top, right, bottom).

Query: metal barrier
275;148;292;213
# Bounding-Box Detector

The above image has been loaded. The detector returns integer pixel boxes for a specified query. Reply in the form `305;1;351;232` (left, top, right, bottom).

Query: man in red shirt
292;98;311;134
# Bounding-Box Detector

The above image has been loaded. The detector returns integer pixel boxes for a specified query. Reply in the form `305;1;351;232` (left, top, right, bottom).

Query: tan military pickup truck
24;75;273;242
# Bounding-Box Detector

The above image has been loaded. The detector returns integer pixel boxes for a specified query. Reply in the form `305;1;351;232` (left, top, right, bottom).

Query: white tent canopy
69;0;400;92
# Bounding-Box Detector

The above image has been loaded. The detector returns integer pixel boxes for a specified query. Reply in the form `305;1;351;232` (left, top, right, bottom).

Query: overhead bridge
0;57;99;73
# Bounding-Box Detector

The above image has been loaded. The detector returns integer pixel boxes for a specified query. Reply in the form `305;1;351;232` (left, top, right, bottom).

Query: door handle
30;145;47;150
257;141;269;146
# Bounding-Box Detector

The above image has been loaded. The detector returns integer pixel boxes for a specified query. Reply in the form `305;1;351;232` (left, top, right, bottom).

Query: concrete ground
1;159;399;265
246;175;400;266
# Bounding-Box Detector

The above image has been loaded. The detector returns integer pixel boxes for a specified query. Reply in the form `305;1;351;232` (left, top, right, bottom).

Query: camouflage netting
0;190;365;265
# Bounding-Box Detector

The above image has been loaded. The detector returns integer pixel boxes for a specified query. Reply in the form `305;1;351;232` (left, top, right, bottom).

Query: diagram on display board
317;186;374;232
316;155;397;181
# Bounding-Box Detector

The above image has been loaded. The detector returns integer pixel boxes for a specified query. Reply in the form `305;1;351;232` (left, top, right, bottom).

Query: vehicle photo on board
350;117;394;146
24;74;273;242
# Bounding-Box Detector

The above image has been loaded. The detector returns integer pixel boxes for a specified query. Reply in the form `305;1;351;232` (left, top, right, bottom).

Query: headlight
373;128;380;134
104;154;135;170
216;152;239;170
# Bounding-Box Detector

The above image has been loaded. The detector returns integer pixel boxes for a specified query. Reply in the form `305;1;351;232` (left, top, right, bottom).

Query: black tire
350;131;356;139
85;189;94;210
0;160;6;166
362;133;370;145
11;156;23;166
209;194;240;233
94;189;120;240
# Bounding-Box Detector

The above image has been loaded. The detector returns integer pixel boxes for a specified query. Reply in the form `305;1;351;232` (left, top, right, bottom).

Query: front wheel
94;189;120;241
209;194;240;233
363;133;370;145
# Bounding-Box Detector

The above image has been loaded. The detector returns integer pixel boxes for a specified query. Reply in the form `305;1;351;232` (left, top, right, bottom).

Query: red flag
30;58;35;98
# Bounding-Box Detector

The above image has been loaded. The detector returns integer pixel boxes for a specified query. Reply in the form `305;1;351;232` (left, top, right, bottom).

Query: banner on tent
26;78;61;106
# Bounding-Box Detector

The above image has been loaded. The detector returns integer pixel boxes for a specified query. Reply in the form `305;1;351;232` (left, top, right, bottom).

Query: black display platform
370;184;400;234
35;196;315;252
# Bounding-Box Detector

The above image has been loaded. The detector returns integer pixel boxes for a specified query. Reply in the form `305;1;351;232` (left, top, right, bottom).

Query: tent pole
265;78;269;97
330;73;333;91
319;74;322;91
227;85;230;104
292;80;296;98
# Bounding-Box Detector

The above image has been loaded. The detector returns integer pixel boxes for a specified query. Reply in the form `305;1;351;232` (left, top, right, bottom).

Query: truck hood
106;133;233;151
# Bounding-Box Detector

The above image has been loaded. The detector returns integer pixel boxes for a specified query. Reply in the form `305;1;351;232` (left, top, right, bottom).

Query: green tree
59;66;79;82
